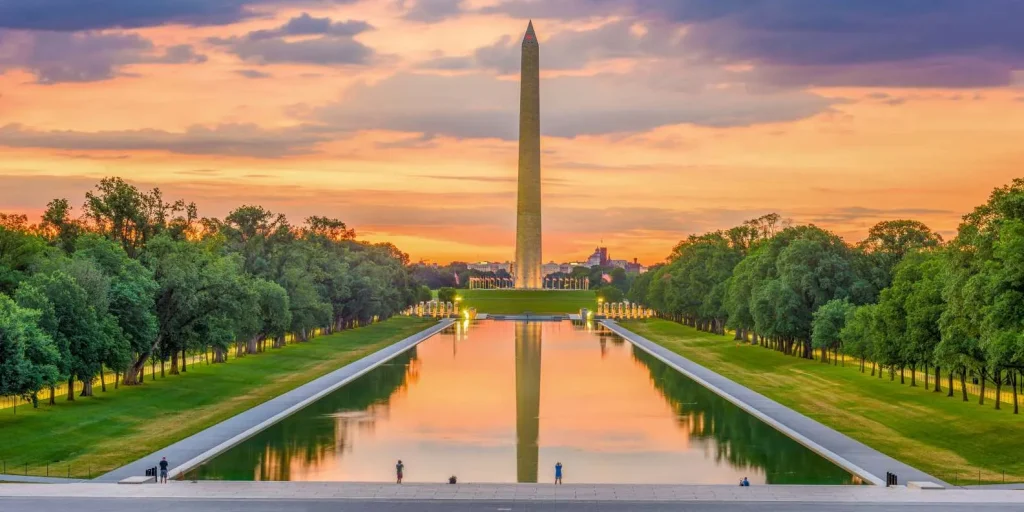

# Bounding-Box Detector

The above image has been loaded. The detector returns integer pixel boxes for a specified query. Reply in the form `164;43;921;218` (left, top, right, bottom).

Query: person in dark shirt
555;462;563;484
158;457;169;483
396;460;404;484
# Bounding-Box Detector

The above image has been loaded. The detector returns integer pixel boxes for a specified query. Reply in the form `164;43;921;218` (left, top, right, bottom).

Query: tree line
412;261;637;293
629;179;1024;414
0;177;421;406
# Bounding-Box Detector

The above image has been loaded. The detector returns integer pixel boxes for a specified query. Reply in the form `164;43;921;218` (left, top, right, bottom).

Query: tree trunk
214;347;226;363
100;367;107;392
67;376;75;401
125;338;158;386
910;364;916;386
114;372;119;389
1012;371;1019;415
860;357;865;373
871;361;876;376
947;372;954;397
247;335;260;355
79;377;93;397
979;368;986;405
934;366;941;392
960;370;968;401
994;369;1002;410
49;386;55;405
181;347;187;372
161;359;165;378
900;367;905;384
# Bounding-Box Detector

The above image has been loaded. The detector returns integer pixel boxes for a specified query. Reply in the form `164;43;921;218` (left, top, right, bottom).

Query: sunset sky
2;0;1023;264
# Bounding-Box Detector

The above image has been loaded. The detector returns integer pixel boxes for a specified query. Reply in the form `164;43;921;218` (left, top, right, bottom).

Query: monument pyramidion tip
524;20;536;43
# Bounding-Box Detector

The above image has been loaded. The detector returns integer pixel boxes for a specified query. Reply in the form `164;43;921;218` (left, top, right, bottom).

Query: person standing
555;462;563;485
158;457;169;484
396;460;404;484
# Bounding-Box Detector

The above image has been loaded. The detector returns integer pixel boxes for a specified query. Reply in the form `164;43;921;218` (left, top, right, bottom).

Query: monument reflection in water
186;320;857;484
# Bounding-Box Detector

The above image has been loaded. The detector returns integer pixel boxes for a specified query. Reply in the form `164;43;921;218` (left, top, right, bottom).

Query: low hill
457;289;596;314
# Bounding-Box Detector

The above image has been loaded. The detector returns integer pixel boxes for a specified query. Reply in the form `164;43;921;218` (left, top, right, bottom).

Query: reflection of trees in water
631;347;858;485
191;348;419;481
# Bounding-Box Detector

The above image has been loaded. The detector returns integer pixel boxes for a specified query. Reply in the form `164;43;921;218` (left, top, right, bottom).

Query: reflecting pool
186;320;857;484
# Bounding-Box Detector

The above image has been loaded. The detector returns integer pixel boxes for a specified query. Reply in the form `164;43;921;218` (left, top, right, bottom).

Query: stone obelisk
514;20;542;289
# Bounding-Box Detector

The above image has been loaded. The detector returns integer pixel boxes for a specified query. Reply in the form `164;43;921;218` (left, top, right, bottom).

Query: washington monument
514;20;542;289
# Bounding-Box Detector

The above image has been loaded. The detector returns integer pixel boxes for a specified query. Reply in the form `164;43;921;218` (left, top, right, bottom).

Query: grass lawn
457;289;596;314
0;317;433;479
624;319;1024;485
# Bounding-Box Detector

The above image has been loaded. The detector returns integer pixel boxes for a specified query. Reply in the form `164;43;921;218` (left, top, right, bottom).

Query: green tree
858;219;942;290
597;285;624;303
134;235;249;380
16;270;105;399
0;226;48;296
840;304;878;374
437;287;457;303
238;277;292;355
0;295;61;409
812;298;854;364
38;198;84;254
74;234;158;386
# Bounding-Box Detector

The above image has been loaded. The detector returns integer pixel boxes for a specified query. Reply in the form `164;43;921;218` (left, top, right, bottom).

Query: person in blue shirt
740;477;750;487
555;462;563;484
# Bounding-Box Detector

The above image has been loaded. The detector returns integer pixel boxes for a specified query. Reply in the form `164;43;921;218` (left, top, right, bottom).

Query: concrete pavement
601;320;947;487
2;497;1023;512
0;482;1021;504
98;319;454;482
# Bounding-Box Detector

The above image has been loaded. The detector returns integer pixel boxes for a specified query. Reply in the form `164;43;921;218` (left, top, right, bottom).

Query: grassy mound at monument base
458;289;596;314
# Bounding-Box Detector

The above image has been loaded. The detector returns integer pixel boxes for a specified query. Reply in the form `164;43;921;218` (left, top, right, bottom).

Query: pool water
186;320;857;484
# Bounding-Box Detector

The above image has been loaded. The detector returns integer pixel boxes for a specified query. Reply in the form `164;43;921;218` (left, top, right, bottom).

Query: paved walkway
601;321;947;487
98;319;454;482
0;482;1020;503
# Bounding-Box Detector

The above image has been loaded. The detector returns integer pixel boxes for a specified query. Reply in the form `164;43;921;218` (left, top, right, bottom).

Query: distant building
625;258;646;274
586;247;610;267
468;261;512;274
610;259;628;269
541;261;561;277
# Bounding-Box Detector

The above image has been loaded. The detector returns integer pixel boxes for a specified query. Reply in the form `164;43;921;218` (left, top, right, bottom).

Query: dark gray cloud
235;68;272;79
476;0;1024;88
245;13;372;39
0;0;358;31
315;71;834;140
0;123;332;158
801;206;955;225
421;19;688;73
398;0;465;22
208;13;375;65
0;30;206;83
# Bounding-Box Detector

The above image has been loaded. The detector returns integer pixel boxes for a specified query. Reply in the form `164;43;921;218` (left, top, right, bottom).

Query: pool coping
601;320;948;488
97;319;455;482
2;481;1023;503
